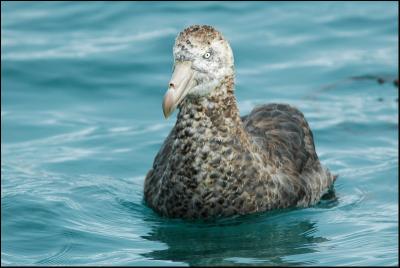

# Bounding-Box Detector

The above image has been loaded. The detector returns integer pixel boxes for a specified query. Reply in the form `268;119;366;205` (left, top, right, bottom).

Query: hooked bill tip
162;91;175;119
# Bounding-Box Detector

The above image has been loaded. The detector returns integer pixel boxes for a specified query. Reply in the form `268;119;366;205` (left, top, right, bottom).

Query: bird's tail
333;174;339;182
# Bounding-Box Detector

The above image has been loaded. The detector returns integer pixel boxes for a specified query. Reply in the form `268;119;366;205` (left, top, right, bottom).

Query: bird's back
242;103;317;172
242;103;335;205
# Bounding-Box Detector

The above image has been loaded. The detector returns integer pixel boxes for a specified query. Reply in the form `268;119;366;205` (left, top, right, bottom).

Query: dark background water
1;1;398;266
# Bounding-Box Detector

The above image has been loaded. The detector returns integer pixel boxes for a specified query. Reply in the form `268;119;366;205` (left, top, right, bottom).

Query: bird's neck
177;75;242;126
175;75;254;153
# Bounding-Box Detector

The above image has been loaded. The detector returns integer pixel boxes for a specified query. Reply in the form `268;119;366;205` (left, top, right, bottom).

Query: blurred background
1;1;398;266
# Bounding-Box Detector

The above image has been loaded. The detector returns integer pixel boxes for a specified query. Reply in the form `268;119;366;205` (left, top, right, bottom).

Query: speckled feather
144;25;336;219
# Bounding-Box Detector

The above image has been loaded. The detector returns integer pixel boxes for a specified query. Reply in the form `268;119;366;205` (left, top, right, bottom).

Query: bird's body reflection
140;210;330;266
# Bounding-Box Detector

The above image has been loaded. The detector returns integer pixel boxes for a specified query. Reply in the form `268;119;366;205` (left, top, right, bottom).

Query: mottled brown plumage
144;25;336;219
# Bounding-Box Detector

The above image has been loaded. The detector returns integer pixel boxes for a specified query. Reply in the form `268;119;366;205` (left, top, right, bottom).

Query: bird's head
162;25;234;118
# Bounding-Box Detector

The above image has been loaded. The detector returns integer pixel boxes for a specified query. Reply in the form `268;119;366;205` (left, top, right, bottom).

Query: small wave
337;187;366;212
36;243;72;265
263;31;318;46
109;126;134;133
1;28;177;60
5;126;97;148
1;111;9;117
337;159;398;179
238;47;397;75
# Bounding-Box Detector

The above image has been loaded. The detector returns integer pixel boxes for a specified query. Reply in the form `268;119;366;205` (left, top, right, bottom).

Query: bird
144;25;336;219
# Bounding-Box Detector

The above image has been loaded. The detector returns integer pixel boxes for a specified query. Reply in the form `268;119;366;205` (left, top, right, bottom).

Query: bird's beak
162;61;195;119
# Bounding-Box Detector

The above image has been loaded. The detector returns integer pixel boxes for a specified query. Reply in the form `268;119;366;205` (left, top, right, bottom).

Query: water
1;1;398;266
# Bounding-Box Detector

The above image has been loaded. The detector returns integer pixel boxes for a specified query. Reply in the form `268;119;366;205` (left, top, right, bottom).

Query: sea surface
1;1;398;266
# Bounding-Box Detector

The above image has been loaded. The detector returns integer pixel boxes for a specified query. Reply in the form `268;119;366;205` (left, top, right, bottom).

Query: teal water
1;1;398;266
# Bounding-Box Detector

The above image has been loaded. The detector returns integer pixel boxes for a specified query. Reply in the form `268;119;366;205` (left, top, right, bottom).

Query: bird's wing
242;103;318;174
152;126;176;169
144;125;176;205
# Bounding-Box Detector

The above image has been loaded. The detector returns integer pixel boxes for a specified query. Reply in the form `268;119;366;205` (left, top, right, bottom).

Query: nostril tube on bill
169;83;175;88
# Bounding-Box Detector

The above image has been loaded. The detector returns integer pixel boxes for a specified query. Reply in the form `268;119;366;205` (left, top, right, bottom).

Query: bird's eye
203;52;211;59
